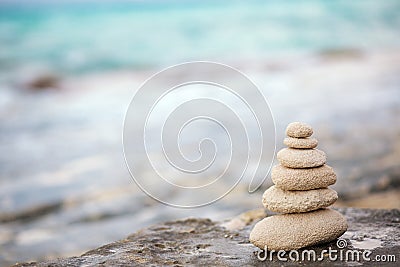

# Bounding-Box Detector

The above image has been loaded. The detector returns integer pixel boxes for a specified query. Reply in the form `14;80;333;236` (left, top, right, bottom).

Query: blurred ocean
0;0;399;79
1;0;400;266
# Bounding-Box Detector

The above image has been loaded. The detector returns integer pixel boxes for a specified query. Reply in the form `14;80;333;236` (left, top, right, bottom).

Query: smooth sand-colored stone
284;137;318;149
262;186;338;213
277;148;326;168
272;164;337;190
249;208;348;250
286;122;313;138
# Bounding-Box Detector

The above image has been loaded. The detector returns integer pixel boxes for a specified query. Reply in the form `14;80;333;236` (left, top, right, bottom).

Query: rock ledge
13;208;399;266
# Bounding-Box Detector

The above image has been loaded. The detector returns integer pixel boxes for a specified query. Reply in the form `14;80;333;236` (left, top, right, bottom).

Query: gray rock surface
12;208;399;266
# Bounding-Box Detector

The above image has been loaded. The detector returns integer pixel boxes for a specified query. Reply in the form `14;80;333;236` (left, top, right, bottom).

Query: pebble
271;164;337;190
277;148;326;168
283;137;318;149
262;186;338;213
286;122;313;138
249;209;348;250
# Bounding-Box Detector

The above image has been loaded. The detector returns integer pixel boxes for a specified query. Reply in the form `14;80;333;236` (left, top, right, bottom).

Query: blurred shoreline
1;48;399;265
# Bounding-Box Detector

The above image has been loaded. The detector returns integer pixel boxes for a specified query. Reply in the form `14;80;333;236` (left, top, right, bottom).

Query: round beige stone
262;185;338;213
284;137;318;149
286;122;313;138
249;208;348;250
277;148;326;168
271;164;336;190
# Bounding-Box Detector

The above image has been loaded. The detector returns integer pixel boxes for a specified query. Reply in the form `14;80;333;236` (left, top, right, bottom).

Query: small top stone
286;122;313;138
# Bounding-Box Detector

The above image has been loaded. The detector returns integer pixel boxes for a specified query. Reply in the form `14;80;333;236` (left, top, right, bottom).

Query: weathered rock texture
12;208;399;267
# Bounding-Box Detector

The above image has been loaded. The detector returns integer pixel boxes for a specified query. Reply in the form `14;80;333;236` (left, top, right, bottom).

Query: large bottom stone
249;208;348;251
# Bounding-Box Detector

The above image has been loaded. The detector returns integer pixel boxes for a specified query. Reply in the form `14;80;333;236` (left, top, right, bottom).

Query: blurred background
0;0;399;265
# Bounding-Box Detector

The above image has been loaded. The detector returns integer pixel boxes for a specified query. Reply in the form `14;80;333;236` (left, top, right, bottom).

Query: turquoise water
0;1;400;76
0;0;399;76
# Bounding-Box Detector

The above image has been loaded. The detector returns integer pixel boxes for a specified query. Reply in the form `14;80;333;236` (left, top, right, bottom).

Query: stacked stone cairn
250;122;348;251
